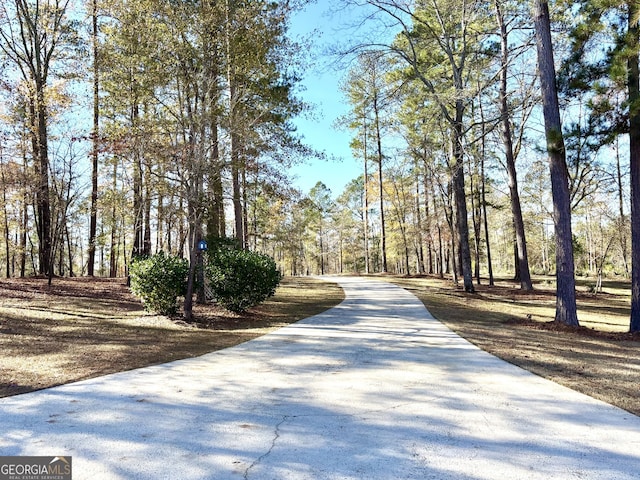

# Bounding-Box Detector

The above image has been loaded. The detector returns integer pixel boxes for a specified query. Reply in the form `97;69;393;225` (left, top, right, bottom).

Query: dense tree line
0;0;309;308
1;0;639;331
282;0;639;332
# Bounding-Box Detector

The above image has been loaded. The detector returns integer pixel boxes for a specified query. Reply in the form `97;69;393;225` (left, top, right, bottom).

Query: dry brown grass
387;275;640;417
0;276;344;398
3;273;638;419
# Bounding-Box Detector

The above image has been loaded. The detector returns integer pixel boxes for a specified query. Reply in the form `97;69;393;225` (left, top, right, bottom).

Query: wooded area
0;0;639;331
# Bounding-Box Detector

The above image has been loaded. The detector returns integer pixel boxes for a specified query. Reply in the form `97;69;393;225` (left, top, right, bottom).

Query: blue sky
288;1;363;197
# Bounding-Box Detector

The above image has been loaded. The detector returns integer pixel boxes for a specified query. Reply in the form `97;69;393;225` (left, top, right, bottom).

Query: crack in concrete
242;403;413;478
243;415;289;480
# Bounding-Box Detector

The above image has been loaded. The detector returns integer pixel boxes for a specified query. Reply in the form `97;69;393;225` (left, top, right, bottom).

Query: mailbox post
196;240;208;303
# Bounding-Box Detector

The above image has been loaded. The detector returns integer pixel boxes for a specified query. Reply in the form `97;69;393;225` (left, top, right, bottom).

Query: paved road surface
1;277;639;479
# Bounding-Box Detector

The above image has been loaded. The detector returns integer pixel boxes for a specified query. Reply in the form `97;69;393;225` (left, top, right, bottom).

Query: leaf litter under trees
0;276;344;398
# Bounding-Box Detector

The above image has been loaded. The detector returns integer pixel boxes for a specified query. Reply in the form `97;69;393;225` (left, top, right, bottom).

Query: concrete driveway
1;277;639;479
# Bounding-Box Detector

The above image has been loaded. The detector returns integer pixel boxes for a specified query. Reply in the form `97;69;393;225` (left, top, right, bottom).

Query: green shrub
129;252;189;315
205;245;281;313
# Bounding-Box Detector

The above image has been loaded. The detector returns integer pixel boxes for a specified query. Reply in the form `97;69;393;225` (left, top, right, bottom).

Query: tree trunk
443;185;458;283
615;138;629;275
231;134;244;246
508;165;527;279
5;1;62;278
178;195;186;257
452;109;474;292
65;224;74;277
207;115;225;238
242;165;249;248
415;177;425;274
131;104;144;258
437;222;444;278
628;0;640;333
513;230;521;279
480;141;494;286
38;94;52;278
495;0;532;290
228;82;244;248
19;151;27;277
143;161;152;255
1;163;10;278
392;180;411;274
109;160;118;277
87;0;99;276
374;96;387;272
30;86;52;277
319;229;325;275
225;0;244;248
363;117;370;274
183;224;197;322
470;160;482;284
203;2;224;240
533;0;579;326
156;194;164;252
425;169;435;275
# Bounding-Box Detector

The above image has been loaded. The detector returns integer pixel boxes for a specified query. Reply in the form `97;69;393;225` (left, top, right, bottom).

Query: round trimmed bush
129;252;189;315
205;246;281;313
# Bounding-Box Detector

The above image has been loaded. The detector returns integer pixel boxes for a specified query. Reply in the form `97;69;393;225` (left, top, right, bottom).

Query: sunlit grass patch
386;274;640;417
0;276;344;398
